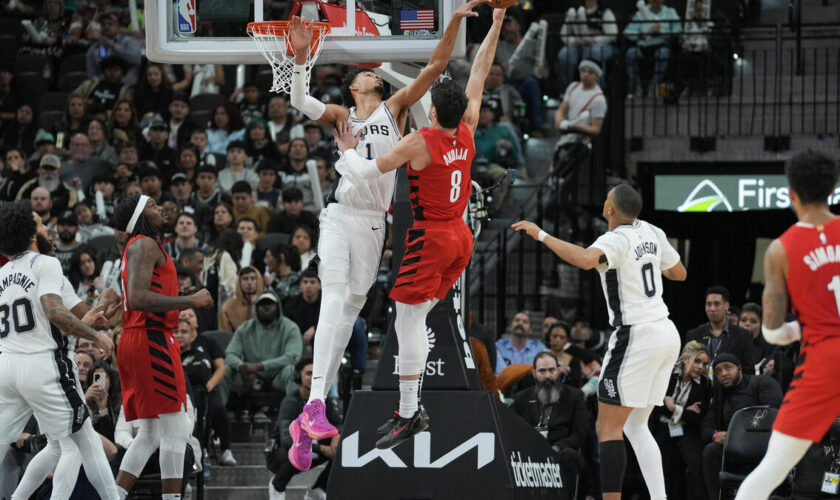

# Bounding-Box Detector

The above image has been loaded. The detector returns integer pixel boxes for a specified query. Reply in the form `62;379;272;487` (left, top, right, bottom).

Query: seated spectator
787;416;840;498
51;95;90;151
203;228;242;309
54;210;83;271
67;245;102;302
165;92;195;150
75;350;95;391
26;131;59;173
541;316;558;339
164;212;203;261
623;0;681;97
106;98;143;146
557;0;618;93
263;243;301;301
61;132;110;192
543;321;582;387
205;201;237;246
191;164;224;208
482;63;525;133
255;161;282;211
219;266;263;333
266;95;296;154
290;225;317;271
233;81;266;125
474;103;524;172
267;188;318;235
84;13;142;85
206;103;246;155
219;142;259;194
495;311;544;375
237;218;259;263
90;170;119;224
83;360;121;443
494;15;545;132
279;139;317;211
170;172;213;232
138;165;174;205
87;119;118;166
301;121;332;162
1;104;37;157
268;357;338;499
701;353;783;500
220;289;303;406
18;0;69;60
553;60;607;153
651;341;711;500
0;148;34;202
173;318;237;466
231;180;269;236
511;352;587;487
739;302;775;374
29;187;57;231
176;144;200;182
133;62;174;120
678;0;714;96
245;118;282;168
315;157;334;201
139;117;178;178
726;305;741;327
177;249;206;287
74;200;115;243
282;269;320;352
686;286;757;373
76;55;134;118
191;129;221;168
113;143;139;190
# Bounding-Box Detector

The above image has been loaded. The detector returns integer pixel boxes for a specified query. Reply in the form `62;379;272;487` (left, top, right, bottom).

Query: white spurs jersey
331;102;400;212
590;220;681;328
0;252;70;354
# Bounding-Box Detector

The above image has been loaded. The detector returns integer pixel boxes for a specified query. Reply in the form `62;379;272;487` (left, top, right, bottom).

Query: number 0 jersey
590;220;681;328
779;218;840;343
0;252;67;354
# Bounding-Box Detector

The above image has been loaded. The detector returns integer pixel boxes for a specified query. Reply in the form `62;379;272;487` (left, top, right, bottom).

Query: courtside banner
327;390;569;499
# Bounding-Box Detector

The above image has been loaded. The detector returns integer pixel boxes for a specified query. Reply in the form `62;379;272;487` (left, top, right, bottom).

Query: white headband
125;195;149;234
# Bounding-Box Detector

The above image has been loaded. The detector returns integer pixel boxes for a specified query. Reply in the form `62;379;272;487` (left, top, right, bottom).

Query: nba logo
176;0;196;35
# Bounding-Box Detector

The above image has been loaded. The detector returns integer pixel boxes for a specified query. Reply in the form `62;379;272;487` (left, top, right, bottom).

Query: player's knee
158;411;192;451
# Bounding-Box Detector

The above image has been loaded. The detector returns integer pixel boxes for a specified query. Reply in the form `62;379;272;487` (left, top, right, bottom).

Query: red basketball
487;0;517;8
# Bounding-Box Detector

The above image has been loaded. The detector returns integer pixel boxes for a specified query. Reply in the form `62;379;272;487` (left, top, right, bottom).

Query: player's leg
595;402;634;500
116;418;161;496
66;420;119;500
623;405;667;500
733;431;811;499
11;439;64;500
157;410;192;497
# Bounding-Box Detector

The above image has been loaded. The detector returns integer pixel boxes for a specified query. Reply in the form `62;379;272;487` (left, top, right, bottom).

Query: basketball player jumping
332;6;506;449
0;201;119;500
286;0;487;468
513;184;687;500
735;151;840;499
113;194;213;500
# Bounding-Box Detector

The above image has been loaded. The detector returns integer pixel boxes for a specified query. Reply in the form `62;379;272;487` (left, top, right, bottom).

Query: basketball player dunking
736;151;840;499
332;7;507;449
514;184;687;500
286;0;488;469
113;194;213;500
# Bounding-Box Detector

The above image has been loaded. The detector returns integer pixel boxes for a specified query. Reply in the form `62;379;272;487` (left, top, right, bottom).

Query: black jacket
686;320;758;374
651;371;711;434
701;373;783;442
511;383;588;451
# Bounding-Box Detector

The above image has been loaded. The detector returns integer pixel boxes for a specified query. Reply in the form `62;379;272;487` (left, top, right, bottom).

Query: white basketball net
248;22;330;95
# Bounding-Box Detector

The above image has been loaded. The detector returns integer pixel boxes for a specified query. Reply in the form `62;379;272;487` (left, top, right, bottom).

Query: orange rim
247;21;332;56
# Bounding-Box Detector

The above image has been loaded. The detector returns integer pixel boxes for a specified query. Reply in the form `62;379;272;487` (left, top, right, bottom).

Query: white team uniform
320;102;400;294
0;252;89;443
590;220;682;407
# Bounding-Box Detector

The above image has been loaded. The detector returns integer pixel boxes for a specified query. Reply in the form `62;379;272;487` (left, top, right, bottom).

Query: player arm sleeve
341;149;383;179
589;232;626;270
290;64;326;120
36;257;65;297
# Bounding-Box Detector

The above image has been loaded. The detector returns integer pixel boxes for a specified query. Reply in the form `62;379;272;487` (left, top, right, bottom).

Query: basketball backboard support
145;0;466;65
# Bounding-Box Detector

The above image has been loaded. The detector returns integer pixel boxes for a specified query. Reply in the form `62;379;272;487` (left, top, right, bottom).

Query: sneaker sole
375;421;430;450
300;415;338;440
288;419;312;471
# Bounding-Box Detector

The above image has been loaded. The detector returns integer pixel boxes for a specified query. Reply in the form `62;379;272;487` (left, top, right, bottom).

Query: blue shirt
495;338;546;375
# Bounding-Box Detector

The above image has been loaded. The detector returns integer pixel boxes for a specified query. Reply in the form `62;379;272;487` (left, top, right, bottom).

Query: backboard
145;0;466;65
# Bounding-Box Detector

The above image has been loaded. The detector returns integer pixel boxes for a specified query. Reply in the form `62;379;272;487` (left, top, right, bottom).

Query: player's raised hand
492;5;506;22
289;16;314;58
511;220;543;241
452;0;484;19
189;288;214;309
333;120;361;152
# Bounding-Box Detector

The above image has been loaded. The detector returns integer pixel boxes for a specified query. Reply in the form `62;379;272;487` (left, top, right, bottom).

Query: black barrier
327;391;569;500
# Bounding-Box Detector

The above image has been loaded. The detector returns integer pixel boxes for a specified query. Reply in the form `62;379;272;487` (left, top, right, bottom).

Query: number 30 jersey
590;220;681;328
779;218;840;343
0;252;68;354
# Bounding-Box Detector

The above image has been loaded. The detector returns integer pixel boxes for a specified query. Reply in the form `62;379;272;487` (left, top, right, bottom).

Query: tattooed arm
41;294;114;353
762;239;789;329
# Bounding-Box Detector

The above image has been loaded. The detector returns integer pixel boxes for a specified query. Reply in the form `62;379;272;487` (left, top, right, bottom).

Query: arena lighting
733;53;740;60
523;133;530;140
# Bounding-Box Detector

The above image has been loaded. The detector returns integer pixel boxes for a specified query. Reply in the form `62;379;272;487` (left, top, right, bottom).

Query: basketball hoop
247;20;331;94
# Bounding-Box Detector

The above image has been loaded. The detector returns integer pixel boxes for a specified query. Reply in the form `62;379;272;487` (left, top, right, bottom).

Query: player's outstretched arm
512;221;605;270
288;16;349;127
126;237;213;312
662;262;687;281
333;121;427;177
388;0;485;113
463;8;506;132
761;239;800;345
41;294;113;354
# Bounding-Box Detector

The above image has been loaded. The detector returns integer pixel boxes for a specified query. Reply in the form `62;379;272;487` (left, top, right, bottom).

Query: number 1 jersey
0;252;67;354
590;220;681;328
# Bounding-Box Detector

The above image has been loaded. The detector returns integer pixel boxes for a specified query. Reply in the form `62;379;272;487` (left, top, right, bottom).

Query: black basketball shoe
374;408;430;450
376;405;429;436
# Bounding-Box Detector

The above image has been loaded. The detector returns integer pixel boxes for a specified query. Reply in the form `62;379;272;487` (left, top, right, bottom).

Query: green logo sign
655;175;793;212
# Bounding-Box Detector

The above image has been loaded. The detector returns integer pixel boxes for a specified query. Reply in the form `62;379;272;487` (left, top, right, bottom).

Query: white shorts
0;351;88;443
317;203;387;296
598;317;681;408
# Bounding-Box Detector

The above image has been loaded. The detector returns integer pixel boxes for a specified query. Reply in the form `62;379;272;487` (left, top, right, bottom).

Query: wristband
538;230;548;242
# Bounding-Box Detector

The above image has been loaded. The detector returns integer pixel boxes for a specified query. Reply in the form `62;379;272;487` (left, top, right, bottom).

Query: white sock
734;431;812;499
398;379;419;418
623;406;667;500
118;486;128;500
162;494;181;500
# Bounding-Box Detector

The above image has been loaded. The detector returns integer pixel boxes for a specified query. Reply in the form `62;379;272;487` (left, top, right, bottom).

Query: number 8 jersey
590;220;682;328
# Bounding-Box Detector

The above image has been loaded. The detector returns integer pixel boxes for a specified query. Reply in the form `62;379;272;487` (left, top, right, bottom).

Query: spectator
651;341;712;500
170;171;213;230
203;228;241;309
678;0;714;96
511;351;587;487
0;65;20;122
236;218;259;258
268;357;338;499
66;244;101;302
220;289;303;405
482;63;524;131
76;55;134;118
86;118;118;165
133;61;174;119
245;118;282;169
29;187;56;228
73;199;114;242
190;64;225;97
266;187;318;235
255;161;281;211
192;164;223;208
623;0;681;97
279;139;316;211
265;95;296;154
495;311;544;375
0;148;34;202
138;165;173;204
139;117;178;177
84;13;142;85
726;305;741;327
17;156;78;217
686;286;758;373
164;92;195;150
51;94;90;151
1;104;37;157
282;269;320;351
191;128;220;168
474;103;524;173
219;266;263;333
75;350;95;390
90;170;118;223
83;360;121;443
233;81;265;125
113;142;139;185
205;200;236;245
738;302;773;373
177;248;206;287
315;156;334;202
106;98;142;146
541;316;558;338
26;130;59;172
553;60;607;153
18;0;69;60
263;243;301;301
176;144;200;182
301;121;332;161
164;212;203;261
61;132;109;192
230;180;269;235
290;225;317;271
543;321;582;387
173;318;237;466
557;0;618;93
218;141;259;194
495;15;545;131
701;353;783;500
206;103;246;155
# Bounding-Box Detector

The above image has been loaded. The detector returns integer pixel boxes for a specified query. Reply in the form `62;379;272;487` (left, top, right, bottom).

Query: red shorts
390;220;473;305
118;328;187;421
773;336;840;441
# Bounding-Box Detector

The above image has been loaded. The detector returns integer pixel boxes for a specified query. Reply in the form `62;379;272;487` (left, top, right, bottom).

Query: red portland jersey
120;235;180;331
407;122;475;221
779;218;840;343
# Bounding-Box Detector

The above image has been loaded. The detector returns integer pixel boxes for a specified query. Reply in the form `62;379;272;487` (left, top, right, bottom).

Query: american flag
400;9;435;30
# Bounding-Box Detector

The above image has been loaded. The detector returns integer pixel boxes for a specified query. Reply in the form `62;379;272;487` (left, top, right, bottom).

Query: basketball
487;0;518;8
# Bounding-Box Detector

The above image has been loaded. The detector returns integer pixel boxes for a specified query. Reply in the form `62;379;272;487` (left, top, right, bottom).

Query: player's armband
761;321;801;346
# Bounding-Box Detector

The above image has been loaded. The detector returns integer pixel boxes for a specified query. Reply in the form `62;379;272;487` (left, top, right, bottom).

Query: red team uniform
390;122;475;304
774;218;840;441
119;235;187;421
